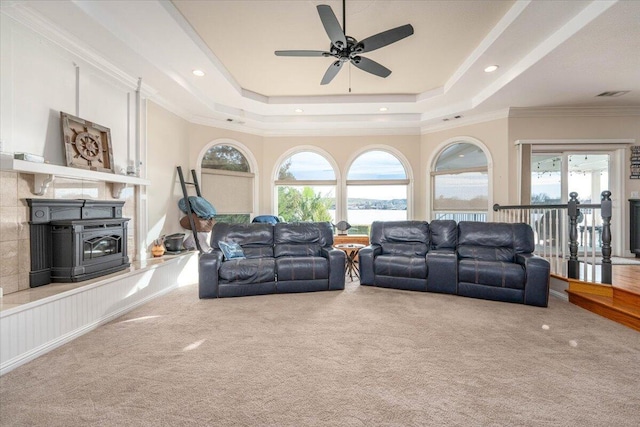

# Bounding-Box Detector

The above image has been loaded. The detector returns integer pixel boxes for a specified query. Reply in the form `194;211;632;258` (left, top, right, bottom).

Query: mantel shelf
1;154;150;198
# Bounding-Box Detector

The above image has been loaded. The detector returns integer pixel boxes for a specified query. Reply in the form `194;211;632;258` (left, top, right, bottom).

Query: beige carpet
1;280;639;426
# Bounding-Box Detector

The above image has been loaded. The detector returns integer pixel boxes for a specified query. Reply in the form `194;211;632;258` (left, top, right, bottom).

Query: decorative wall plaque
631;145;640;179
61;112;114;173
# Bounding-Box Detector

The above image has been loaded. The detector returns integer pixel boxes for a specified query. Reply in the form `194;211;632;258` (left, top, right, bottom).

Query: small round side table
334;243;365;281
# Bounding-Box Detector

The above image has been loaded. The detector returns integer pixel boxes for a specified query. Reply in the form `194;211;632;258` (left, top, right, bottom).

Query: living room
1;1;639;425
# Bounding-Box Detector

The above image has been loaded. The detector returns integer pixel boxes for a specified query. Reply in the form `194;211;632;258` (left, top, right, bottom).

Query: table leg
346;251;359;280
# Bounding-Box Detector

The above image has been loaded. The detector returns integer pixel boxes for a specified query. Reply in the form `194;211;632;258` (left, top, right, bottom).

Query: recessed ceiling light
192;69;205;77
379;107;388;112
484;65;499;73
458;154;465;158
294;108;304;113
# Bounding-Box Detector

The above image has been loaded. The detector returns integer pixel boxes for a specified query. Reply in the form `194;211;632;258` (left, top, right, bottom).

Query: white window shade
433;172;488;210
201;169;253;214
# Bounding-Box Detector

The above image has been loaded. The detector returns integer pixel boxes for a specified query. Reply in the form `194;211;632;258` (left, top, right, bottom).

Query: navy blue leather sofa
359;220;550;307
199;222;346;298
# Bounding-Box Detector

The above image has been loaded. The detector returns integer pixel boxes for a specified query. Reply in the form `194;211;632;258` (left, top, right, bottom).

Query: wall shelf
0;153;150;198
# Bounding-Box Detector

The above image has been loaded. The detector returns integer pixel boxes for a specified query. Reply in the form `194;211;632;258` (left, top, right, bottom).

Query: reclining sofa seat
359;220;458;293
200;222;276;298
274;222;345;293
456;221;549;307
199;222;345;298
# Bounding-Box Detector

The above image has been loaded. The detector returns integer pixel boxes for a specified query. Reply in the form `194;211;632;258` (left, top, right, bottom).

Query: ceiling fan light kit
275;1;414;85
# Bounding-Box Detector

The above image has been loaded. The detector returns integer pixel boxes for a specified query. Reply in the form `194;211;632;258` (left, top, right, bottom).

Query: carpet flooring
1;280;639;426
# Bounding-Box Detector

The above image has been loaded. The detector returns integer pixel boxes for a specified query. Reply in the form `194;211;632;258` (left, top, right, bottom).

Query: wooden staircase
565;264;640;332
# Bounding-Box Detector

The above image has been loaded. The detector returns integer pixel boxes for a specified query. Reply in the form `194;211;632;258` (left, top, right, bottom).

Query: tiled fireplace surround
0;171;137;296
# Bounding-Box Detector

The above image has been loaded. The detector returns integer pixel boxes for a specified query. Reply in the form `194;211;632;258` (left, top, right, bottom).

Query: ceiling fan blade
351;56;391;78
275;50;330;57
321;60;343;85
356;24;414;53
317;5;347;49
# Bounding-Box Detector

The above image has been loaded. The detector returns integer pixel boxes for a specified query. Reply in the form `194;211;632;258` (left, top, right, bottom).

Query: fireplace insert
27;199;130;286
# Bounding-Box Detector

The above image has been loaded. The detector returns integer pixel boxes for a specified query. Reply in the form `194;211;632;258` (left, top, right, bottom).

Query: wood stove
27;199;130;287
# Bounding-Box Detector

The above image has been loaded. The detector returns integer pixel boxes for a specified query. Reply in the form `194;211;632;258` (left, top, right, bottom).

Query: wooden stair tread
563;264;640;331
567;290;640;315
614;287;640;310
566;289;640;331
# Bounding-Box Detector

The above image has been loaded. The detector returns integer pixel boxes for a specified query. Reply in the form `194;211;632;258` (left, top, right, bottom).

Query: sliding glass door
531;152;610;253
531;153;609;205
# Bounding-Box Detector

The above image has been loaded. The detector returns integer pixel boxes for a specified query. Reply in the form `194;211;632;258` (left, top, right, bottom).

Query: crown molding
509;106;640;118
260;127;421;138
190;114;422;138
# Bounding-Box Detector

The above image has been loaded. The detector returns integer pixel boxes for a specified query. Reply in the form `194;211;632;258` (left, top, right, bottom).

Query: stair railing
493;191;612;284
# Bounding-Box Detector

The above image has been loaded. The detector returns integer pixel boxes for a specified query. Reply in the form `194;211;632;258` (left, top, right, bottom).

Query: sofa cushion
369;221;430;256
429;220;457;250
276;256;329;281
242;246;275;259
381;242;428;256
457;245;515;262
274;222;333;257
275;243;322;257
219;258;276;284
211;223;274;259
374;255;427;279
458;259;525;290
458;221;534;254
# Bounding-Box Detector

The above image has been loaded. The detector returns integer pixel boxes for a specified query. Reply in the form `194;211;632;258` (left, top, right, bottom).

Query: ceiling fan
275;0;414;85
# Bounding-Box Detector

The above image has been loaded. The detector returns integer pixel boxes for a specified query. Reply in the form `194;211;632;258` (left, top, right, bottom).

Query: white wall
0;13;133;172
146;102;190;245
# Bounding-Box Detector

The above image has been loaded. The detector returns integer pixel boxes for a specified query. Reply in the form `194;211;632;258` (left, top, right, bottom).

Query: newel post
568;192;580;279
600;190;612;284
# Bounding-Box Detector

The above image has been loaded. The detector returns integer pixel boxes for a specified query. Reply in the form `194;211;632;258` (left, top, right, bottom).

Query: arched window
202;145;250;172
431;142;488;222
274;151;336;222
200;144;254;223
346;150;409;233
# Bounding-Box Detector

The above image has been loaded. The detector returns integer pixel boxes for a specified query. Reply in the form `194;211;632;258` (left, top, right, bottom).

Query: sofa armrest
199;250;223;299
426;249;458;294
516;253;550;307
358;244;382;285
322;247;346;290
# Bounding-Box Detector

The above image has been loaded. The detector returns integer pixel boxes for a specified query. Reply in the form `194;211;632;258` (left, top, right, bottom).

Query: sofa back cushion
429;220;457;250
211;223;274;259
370;221;430;256
274;222;333;257
457;221;534;262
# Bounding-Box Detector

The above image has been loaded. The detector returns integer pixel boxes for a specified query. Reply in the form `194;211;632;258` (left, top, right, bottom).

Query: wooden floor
610;264;640;295
566;263;640;332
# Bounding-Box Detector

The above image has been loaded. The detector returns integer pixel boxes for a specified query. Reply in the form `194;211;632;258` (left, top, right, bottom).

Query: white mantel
0;153;150;198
